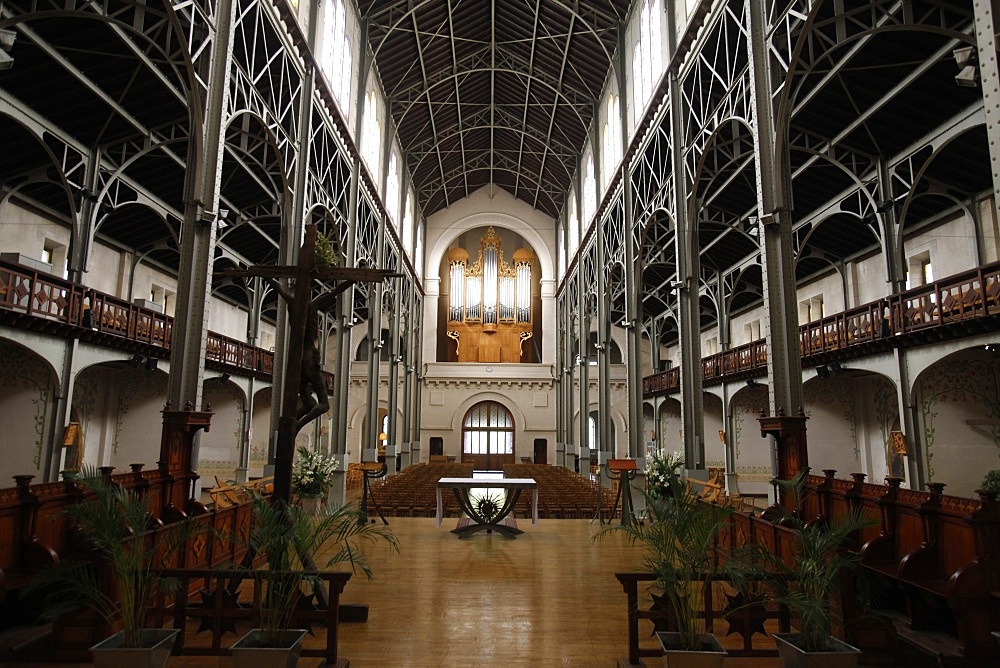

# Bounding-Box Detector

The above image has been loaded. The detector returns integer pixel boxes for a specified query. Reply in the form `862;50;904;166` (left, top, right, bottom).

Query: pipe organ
446;227;535;362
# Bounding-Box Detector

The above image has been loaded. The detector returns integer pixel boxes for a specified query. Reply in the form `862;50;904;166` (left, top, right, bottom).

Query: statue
268;280;340;433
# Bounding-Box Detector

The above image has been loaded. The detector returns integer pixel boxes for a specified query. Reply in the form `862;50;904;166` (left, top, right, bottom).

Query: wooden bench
208;476;273;509
685;467;727;504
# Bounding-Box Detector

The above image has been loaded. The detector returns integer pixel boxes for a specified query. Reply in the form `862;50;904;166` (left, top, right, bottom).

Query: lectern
605;458;639;528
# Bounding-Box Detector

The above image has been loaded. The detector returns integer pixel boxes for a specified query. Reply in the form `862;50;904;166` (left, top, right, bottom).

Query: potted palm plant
747;470;874;668
28;466;200;668
601;473;732;667
228;493;398;666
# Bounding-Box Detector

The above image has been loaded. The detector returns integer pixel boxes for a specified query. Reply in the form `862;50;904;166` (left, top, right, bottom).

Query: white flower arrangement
645;450;684;499
291;446;340;496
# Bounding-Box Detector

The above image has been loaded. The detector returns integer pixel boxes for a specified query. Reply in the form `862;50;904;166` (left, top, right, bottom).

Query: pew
782;474;999;664
853;479;1000;663
0;469;255;659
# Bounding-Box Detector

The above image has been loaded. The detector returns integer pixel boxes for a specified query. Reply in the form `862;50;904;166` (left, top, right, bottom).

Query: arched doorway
462;401;515;470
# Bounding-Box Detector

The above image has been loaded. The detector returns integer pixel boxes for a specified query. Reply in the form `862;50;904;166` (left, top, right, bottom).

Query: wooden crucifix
218;224;398;502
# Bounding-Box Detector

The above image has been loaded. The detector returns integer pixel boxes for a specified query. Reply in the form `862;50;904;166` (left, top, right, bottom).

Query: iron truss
570;0;987;351
0;0;416;327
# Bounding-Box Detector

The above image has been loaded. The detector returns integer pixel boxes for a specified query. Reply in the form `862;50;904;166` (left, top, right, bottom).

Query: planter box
656;632;727;668
230;628;307;668
90;628;179;668
774;632;860;668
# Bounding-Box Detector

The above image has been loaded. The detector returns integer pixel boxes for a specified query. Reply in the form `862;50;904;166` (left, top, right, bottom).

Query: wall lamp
745;378;758;387
127;354;158;371
816;362;846;378
0;30;16;71
953;46;979;87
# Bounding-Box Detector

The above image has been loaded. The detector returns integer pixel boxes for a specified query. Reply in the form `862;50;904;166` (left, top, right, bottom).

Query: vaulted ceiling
358;0;634;219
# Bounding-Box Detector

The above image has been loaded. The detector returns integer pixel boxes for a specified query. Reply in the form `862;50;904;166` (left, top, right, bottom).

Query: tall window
321;0;352;111
568;190;579;256
415;225;424;278
402;191;414;256
582;152;596;224
632;0;663;125
557;223;566;278
362;89;381;178
385;152;399;225
602;94;621;189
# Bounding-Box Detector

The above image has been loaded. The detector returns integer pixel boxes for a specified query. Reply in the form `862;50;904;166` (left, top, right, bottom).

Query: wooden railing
644;260;1000;397
0;467;248;592
614;571;789;665
0;257;340;387
150;568;351;663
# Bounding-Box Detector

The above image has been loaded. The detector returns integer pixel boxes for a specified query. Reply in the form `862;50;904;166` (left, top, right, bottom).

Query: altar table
436;477;538;538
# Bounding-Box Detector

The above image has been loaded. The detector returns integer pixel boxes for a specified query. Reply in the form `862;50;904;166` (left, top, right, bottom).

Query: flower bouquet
645;449;684;500
291;446;339;498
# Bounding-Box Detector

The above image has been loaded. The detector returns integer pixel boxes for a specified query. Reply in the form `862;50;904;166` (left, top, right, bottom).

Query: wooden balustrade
643;260;1000;398
614;571;790;665
0;256;307;384
615;473;1000;665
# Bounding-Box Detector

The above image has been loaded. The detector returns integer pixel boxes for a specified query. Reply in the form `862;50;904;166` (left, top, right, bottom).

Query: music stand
358;461;388;525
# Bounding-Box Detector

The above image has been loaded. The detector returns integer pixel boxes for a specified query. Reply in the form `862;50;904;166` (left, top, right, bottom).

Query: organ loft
444;227;537;364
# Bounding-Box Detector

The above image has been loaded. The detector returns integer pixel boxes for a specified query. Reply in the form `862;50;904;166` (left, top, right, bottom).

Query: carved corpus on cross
218;224;399;502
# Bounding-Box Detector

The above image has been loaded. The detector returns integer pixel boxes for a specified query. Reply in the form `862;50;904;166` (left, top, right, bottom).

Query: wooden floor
8;517;782;667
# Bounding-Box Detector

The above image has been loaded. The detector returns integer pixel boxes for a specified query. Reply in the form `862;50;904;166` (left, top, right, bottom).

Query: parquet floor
6;517;782;667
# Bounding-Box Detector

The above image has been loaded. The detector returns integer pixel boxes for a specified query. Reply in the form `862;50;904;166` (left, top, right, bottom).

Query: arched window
632;0;663;123
402;191;414;255
602;94;621;188
415;225;424;278
557;223;566;278
355;329;392;361
462;401;514;470
631;42;643;124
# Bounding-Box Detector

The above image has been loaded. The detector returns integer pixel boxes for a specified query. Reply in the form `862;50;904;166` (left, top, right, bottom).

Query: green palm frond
232;493;398;645
598;481;732;650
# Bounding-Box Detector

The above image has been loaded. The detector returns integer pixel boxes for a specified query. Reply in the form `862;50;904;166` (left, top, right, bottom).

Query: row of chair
369;463;616;519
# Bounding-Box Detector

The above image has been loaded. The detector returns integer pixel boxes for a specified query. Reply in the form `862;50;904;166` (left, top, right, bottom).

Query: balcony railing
643;260;1000;397
0;258;336;386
